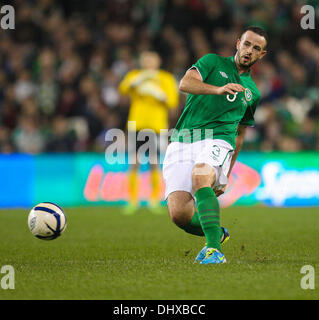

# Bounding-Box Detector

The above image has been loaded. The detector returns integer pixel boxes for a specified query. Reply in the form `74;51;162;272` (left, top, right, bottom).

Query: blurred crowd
0;0;319;154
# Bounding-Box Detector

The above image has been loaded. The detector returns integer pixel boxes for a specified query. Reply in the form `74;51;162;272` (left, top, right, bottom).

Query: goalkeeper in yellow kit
119;51;179;213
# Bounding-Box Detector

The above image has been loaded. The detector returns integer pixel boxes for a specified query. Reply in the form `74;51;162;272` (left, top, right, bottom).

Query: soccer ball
28;202;67;240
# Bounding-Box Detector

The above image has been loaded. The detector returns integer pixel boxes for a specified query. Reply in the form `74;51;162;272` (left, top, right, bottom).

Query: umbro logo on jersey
219;71;228;79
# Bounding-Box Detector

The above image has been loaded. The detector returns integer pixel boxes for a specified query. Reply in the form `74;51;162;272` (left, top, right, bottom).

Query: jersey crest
245;88;252;101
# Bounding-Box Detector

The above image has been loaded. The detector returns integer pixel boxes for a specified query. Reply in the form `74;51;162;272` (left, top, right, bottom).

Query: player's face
140;52;161;70
236;31;267;68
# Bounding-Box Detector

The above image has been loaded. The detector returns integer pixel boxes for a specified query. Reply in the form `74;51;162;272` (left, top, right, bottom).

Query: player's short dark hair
241;26;268;48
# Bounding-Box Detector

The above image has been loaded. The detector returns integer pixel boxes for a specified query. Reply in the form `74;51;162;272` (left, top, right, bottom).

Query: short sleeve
239;96;260;127
191;54;218;81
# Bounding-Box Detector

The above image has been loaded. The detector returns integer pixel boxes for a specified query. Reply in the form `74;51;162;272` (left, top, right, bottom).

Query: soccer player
163;26;267;264
119;51;179;214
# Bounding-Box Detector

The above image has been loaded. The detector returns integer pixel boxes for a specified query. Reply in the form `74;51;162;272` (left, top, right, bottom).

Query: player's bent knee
168;205;192;227
191;163;216;193
170;211;189;228
167;192;194;227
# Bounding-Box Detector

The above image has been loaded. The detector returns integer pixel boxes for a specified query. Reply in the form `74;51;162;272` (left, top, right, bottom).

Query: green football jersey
171;54;261;149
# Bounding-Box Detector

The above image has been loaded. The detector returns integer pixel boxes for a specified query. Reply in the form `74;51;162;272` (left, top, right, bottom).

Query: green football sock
195;187;223;251
180;205;224;239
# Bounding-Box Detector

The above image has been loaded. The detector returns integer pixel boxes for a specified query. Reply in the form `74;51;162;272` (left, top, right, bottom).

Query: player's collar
230;56;251;76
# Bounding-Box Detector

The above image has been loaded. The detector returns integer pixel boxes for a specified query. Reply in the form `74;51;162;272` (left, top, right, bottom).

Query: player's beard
237;52;256;69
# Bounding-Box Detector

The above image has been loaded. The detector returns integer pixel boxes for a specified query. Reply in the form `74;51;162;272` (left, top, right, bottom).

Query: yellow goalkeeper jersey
119;69;179;134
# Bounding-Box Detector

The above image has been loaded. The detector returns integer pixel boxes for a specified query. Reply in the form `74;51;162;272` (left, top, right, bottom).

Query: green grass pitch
0;206;318;300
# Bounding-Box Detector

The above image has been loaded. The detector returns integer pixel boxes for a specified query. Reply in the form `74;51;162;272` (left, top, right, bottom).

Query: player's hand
131;70;159;87
137;82;167;102
216;83;245;95
214;185;227;197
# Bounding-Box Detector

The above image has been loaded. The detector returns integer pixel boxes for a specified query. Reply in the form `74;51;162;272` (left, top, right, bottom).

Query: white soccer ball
28;202;67;240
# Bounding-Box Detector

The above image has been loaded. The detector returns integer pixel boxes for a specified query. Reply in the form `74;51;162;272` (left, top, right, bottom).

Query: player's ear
236;39;241;50
259;49;267;60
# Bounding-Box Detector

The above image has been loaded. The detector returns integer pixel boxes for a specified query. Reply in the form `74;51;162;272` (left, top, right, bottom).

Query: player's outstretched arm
179;69;245;95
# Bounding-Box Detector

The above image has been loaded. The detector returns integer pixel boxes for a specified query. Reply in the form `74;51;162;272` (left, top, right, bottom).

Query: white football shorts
162;139;234;199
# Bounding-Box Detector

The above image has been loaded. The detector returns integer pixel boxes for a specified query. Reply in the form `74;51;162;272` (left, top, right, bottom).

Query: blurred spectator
45;115;76;152
13;116;46;154
0;125;14;154
0;0;318;154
